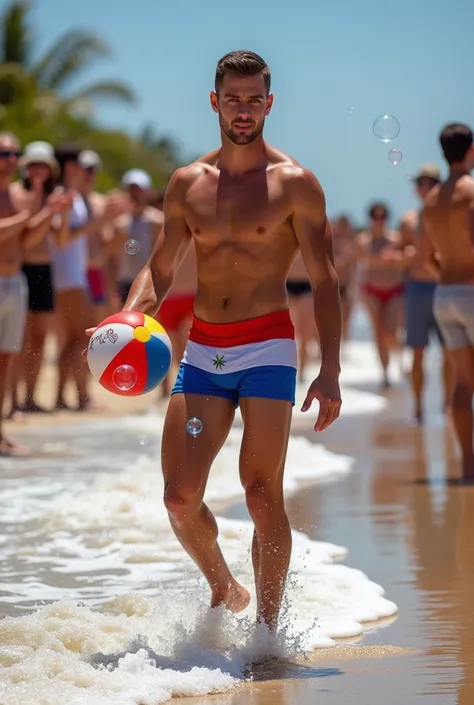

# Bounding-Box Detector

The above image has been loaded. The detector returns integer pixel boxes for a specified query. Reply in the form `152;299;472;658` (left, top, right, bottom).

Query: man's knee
452;381;473;406
163;481;202;520
244;478;284;527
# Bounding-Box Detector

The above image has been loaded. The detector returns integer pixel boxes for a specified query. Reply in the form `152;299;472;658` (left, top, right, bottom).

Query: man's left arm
287;167;342;431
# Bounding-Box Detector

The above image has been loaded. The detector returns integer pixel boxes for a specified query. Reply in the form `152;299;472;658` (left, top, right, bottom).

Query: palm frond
65;80;136;107
32;30;110;91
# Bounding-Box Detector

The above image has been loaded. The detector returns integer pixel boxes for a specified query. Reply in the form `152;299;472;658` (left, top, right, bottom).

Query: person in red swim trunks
356;202;408;388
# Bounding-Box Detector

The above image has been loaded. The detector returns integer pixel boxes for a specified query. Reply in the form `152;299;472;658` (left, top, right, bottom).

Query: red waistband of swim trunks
189;309;294;348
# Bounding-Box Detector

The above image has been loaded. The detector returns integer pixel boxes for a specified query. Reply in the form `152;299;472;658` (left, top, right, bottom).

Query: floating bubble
112;364;137;391
348;106;354;114
138;436;149;446
389;149;403;165
137;493;147;502
124;239;139;255
100;528;111;538
373;115;400;143
186;416;203;436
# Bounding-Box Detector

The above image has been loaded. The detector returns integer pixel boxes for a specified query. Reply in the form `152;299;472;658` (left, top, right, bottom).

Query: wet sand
3;331;474;704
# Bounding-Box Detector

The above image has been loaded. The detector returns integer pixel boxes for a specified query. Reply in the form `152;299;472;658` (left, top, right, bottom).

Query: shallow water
1;310;473;703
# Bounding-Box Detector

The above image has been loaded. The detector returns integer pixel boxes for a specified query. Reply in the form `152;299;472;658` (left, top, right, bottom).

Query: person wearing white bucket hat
10;141;63;415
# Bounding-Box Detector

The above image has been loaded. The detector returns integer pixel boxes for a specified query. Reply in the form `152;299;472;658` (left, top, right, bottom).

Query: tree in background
0;1;182;189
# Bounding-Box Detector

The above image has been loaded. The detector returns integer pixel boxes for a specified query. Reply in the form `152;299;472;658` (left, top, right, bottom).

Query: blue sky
7;0;474;225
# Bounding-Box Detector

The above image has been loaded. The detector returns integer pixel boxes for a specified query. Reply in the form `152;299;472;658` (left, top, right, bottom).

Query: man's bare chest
183;175;290;241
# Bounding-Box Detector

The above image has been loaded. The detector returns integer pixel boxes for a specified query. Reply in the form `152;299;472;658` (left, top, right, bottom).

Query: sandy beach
1;313;473;704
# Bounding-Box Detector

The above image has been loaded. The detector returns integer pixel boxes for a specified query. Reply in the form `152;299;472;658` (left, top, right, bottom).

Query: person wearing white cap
9;141;62;415
113;168;163;305
399;163;450;423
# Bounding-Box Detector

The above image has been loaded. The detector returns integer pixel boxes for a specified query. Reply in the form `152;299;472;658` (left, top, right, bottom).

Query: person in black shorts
11;142;58;414
286;252;319;382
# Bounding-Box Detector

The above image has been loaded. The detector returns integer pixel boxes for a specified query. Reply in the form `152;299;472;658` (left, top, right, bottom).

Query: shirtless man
399;165;450;423
88;51;342;630
286;251;318;382
0;132;72;453
332;214;357;341
420;123;474;481
356;202;407;388
154;194;197;397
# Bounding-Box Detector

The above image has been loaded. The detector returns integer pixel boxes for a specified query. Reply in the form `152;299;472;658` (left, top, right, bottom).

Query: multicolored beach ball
87;311;172;396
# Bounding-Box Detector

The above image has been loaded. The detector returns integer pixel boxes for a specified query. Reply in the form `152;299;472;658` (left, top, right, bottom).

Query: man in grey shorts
0;132;73;455
420;123;474;482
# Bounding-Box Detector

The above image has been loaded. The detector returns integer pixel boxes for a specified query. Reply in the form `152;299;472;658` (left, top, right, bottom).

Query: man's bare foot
6;407;27;423
55;401;74;411
0;438;32;457
211;580;251;614
21;400;50;414
77;397;108;412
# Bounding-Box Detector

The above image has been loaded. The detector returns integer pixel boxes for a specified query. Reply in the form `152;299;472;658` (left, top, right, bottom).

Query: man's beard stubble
220;114;264;145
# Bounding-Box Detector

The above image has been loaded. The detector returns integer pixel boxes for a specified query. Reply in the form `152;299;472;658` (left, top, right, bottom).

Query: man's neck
0;175;11;192
449;161;469;177
217;133;267;175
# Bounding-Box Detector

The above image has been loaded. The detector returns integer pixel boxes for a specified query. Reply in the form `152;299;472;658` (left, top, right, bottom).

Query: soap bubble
186;417;203;436
137;493;147;502
112;364;137;391
373;115;400;143
389;149;403;165
124;239;139;255
138;436;149;446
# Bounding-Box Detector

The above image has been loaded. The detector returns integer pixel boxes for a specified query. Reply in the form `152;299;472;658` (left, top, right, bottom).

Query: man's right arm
123;169;192;316
0;210;30;243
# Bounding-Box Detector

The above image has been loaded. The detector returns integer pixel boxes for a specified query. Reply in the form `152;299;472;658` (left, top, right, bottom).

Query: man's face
0;137;20;179
128;184;146;204
82;166;97;191
415;177;437;201
210;73;273;145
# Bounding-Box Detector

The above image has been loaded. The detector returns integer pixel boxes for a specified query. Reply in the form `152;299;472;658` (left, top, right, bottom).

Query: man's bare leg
23;312;51;412
446;348;474;479
411;348;424;422
0;353;30;455
239;397;292;631
162;392;250;611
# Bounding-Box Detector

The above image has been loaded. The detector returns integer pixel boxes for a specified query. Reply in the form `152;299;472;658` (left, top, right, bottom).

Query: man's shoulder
10;181;28;209
271;153;325;202
171;150;220;185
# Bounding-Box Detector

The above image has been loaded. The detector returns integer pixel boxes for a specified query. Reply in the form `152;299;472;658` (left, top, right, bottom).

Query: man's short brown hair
215;50;271;94
439;123;473;165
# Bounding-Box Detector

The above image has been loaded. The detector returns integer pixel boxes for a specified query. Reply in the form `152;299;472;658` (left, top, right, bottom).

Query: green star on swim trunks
212;354;226;370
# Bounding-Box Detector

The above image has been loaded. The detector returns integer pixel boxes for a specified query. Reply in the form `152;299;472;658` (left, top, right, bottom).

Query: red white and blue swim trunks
172;309;297;406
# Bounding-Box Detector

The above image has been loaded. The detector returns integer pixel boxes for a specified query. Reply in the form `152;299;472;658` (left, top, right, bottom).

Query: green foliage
0;1;182;190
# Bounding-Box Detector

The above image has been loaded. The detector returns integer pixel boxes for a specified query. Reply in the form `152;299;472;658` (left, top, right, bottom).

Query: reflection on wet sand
202;346;473;704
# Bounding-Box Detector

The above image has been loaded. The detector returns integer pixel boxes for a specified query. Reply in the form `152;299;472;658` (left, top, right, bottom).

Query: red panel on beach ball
99;339;148;396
